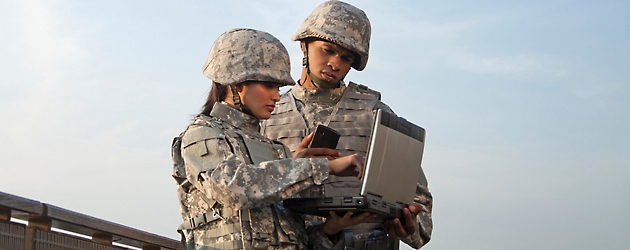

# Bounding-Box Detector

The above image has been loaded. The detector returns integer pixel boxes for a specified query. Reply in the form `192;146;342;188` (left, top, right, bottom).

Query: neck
299;69;316;88
300;68;340;89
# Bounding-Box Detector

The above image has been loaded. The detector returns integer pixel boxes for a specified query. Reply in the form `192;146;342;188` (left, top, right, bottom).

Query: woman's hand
322;211;377;236
328;153;365;178
293;132;340;159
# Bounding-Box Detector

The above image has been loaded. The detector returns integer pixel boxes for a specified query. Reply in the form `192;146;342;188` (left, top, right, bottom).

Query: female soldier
172;28;373;250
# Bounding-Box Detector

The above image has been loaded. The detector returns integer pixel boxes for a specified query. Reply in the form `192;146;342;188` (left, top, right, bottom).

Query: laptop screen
360;109;426;205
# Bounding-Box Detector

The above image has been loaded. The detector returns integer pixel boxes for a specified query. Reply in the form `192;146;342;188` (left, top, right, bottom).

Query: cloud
17;0;87;76
1;0;85;142
431;46;541;74
370;13;546;75
0;0;182;237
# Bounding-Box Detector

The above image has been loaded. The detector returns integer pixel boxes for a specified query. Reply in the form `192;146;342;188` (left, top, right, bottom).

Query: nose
271;88;280;102
327;55;342;71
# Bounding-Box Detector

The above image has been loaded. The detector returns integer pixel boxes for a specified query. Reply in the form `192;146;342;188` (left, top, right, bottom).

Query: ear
234;83;244;92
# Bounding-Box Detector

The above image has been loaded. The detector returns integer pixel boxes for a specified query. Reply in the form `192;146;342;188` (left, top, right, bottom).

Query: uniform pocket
247;207;274;249
274;204;306;247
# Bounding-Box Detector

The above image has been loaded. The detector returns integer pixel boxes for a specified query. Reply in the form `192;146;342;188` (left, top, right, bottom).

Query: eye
264;82;280;90
342;55;355;63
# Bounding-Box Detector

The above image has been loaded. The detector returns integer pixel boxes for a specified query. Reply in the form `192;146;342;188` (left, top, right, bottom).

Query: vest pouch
336;133;371;152
181;127;225;181
329;111;374;153
247;207;275;249
240;135;279;165
264;129;305;153
263;115;304;127
274;204;306;248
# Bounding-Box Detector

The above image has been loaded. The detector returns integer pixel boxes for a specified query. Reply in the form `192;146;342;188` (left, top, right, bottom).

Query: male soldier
261;1;433;249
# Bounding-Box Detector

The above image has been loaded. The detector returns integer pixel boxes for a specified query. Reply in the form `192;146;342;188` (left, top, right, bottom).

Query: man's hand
322;211;377;236
382;204;423;239
293;132;340;159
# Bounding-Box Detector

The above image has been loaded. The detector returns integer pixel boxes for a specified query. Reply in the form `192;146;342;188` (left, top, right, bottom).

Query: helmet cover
292;0;371;71
203;28;295;86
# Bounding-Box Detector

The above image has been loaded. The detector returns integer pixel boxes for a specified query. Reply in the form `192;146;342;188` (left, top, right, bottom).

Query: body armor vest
262;83;401;249
262;82;380;197
174;111;306;249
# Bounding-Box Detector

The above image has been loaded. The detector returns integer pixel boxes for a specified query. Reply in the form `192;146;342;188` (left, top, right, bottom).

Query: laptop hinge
366;193;382;200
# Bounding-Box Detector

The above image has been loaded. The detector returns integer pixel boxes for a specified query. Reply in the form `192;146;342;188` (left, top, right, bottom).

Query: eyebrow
324;42;354;58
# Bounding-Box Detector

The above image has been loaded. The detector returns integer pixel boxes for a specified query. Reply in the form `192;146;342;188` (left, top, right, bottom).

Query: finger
357;213;377;224
301;152;336;159
403;208;417;234
392;219;407;238
407;204;422;214
328;211;341;220
365;215;377;223
298;132;315;149
342;211;354;220
353;156;365;179
308;148;341;157
348;212;369;223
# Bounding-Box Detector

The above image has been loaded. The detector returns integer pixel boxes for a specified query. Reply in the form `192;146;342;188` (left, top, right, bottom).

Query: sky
0;0;628;249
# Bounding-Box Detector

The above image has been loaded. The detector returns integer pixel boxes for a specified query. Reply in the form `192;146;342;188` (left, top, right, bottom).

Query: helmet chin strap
301;42;341;89
230;85;255;117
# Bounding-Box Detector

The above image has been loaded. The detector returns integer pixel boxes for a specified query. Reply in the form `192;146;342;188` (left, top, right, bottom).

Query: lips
266;105;275;112
321;72;337;82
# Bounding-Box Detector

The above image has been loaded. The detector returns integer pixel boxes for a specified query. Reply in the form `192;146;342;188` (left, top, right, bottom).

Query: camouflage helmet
203;28;295;86
292;0;371;71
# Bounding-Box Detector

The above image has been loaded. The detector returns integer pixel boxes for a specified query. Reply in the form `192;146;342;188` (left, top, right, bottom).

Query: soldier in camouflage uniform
172;28;373;250
260;1;433;249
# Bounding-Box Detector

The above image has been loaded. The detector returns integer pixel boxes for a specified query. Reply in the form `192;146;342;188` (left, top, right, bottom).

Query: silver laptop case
283;109;426;220
361;109;426;206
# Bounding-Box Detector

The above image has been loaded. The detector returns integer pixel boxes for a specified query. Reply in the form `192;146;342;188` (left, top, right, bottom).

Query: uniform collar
291;81;346;104
209;102;260;133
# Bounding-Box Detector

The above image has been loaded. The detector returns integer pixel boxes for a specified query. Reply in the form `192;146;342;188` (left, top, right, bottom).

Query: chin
257;112;271;120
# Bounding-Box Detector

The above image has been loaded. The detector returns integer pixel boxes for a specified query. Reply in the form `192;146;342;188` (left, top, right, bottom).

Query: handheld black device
308;125;340;149
284;110;426;221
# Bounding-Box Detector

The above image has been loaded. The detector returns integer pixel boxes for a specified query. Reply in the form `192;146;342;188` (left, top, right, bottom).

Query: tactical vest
173;115;307;249
262;82;380;197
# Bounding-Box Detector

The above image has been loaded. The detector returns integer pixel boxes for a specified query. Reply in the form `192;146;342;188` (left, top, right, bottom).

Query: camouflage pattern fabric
261;83;433;249
293;0;371;71
203;28;295;86
290;83;346;130
174;102;343;249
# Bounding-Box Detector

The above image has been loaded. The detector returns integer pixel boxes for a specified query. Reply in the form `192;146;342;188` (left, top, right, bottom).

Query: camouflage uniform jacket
173;102;343;249
261;82;433;249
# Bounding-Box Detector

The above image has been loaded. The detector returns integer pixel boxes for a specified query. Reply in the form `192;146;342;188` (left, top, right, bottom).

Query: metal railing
0;191;183;250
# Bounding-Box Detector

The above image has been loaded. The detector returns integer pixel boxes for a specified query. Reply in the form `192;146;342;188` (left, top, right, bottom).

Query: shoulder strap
349;81;381;100
324;82;380;125
287;91;309;130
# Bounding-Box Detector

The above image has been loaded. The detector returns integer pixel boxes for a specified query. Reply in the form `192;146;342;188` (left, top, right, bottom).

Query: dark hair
201;82;228;116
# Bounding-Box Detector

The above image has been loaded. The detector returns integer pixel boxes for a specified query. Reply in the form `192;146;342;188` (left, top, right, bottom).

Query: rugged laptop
283;109;426;220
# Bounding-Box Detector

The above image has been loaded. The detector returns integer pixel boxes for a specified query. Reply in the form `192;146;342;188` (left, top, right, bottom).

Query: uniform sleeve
181;126;331;210
400;183;433;248
374;100;396;115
